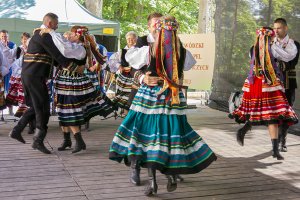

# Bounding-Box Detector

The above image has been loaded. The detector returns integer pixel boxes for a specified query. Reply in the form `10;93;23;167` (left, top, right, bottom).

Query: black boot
237;122;251;146
32;129;51;154
272;139;284;160
130;160;141;185
9;119;28;144
72;132;86;153
144;168;158;196
166;175;177;192
28;120;35;135
279;124;289;152
85;121;90;131
58;132;72;151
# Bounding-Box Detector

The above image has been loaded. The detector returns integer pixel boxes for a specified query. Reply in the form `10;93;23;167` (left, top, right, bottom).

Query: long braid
85;35;106;65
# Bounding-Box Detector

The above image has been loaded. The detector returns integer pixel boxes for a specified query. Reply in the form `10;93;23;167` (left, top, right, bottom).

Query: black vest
279;40;299;89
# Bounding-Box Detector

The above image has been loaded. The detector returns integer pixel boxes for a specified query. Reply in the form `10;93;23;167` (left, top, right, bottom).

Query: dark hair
147;12;163;22
274;18;287;26
0;29;8;34
21;32;30;38
43;12;58;22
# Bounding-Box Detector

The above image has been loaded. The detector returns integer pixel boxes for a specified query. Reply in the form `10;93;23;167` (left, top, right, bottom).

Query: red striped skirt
232;77;298;126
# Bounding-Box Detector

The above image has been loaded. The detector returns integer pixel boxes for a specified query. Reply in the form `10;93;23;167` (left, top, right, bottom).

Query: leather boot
72;132;86;153
237;121;251;146
144;168;158;196
279;124;289;152
130;160;141;185
166;175;177;192
272;139;284;160
9;119;28;144
32;129;51;154
58;132;72;151
28;120;35;135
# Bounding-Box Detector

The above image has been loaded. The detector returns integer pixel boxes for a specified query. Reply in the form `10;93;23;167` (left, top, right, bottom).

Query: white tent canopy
0;0;120;37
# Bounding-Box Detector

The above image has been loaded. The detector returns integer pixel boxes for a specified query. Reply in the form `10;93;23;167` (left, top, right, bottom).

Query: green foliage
102;0;199;48
213;0;300;95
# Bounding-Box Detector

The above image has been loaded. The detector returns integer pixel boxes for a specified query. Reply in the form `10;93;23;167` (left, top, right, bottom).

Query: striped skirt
112;72;133;110
54;69;116;126
84;69;106;94
109;84;217;175
231;77;298;125
6;75;25;105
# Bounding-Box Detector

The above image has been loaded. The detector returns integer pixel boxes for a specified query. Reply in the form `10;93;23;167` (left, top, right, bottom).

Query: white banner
179;33;215;90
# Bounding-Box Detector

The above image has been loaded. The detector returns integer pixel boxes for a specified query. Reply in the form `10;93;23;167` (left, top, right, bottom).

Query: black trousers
285;88;295;107
20;74;50;132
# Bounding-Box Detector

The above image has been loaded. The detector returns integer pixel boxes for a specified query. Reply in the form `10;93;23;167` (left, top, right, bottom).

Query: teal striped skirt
109;85;216;175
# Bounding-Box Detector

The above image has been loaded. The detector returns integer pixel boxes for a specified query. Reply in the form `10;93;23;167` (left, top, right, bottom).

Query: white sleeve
271;39;297;62
125;46;150;70
107;51;121;73
102;46;108;57
2;45;17;64
49;31;86;59
11;56;23;76
184;50;196;71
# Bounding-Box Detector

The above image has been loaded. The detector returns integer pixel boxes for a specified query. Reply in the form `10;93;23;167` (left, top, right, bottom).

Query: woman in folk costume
5;33;30;118
108;31;137;117
109;15;217;196
231;27;298;160
50;25;115;153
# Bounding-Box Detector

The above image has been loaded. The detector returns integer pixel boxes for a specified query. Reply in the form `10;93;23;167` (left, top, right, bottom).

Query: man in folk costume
9;13;73;154
123;12;164;186
273;18;299;152
127;12;163;106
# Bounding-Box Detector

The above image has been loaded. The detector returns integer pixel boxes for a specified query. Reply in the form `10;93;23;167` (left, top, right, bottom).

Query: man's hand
143;71;163;86
118;65;123;73
39;28;53;35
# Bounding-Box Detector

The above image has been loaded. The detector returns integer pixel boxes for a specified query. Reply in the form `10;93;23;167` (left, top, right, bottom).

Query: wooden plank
0;108;299;200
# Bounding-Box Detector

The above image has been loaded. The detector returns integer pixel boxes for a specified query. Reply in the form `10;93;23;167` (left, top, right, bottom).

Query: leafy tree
79;0;199;48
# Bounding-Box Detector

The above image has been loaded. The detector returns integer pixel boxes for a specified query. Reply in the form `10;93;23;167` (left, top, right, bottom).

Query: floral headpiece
155;18;179;31
76;27;88;36
256;27;275;37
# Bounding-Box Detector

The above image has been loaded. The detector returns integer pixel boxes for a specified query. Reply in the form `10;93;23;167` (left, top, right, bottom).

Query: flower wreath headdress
155;18;179;31
76;27;89;36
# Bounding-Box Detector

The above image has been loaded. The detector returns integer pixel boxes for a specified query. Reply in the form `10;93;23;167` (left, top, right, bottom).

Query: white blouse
49;31;86;60
271;34;297;62
125;46;196;71
107;45;135;73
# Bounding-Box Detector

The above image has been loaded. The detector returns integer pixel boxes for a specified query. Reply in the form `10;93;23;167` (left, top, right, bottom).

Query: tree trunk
228;0;239;67
198;0;208;33
84;0;103;18
214;0;223;69
266;0;272;26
